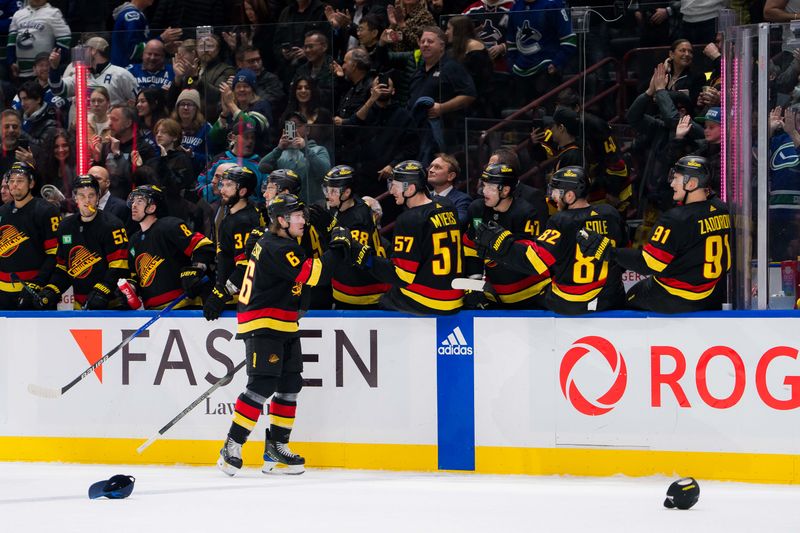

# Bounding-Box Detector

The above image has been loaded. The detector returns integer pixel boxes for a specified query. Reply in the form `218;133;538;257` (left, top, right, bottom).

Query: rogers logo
560;336;627;416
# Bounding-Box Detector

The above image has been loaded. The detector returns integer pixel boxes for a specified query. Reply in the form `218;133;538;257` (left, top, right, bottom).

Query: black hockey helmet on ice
88;474;135;499
663;477;700;510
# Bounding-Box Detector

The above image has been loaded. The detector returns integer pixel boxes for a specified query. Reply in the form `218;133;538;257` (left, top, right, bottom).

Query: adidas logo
438;326;473;356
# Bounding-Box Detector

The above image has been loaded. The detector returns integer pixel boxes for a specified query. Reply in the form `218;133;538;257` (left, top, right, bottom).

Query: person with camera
34;176;129;310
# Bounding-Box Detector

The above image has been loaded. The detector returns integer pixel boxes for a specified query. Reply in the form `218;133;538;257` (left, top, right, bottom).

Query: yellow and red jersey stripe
237;306;301;334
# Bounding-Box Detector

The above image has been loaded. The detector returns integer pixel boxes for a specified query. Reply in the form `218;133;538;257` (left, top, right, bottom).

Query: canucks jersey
500;203;626;313
7;4;71;77
0;197;59;294
463;196;548;305
505;0;576;76
47;209;129;306
330;198;389;307
128;216;213;309
237;232;339;338
370;200;464;315
619;197;731;304
214;203;264;297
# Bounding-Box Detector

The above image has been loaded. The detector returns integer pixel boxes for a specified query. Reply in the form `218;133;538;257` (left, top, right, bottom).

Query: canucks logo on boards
437;326;473;356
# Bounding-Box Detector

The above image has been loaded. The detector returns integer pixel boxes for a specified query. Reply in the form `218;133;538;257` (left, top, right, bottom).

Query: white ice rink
1;462;799;532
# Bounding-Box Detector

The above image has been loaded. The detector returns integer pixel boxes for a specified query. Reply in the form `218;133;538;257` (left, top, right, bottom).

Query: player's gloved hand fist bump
34;284;60;310
85;282;113;310
475;221;514;258
180;265;206;298
576;229;612;261
329;226;352;250
308;204;336;236
203;286;228;321
463;289;490;310
350;239;373;269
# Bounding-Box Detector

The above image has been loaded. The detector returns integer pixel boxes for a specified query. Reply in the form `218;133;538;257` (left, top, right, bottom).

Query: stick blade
451;278;487;292
136;434;159;455
27;383;62;399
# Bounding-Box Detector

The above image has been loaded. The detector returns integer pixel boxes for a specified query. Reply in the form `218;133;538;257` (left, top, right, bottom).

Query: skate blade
217;456;241;476
262;460;305;475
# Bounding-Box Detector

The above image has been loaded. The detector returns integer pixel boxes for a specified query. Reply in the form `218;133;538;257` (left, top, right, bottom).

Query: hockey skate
217;437;243;476
262;440;305;475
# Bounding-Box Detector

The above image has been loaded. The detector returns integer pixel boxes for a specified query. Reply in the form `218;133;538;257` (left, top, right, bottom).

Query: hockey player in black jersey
357;160;464;315
315;165;388;308
475;166;627;315
462;162;548;309
34;176;129;310
203;166;265;321
578;156;731;313
218;193;347;476
0;162;60;309
126;184;214;309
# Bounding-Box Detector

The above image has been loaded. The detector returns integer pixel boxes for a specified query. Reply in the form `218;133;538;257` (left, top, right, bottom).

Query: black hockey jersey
48;209;129;306
622;197;731;302
0;197;59;293
331;198;389;306
128;216;213;309
214;203;264;297
463;196;549;305
501;203;627;312
370;200;464;315
236;231;339;338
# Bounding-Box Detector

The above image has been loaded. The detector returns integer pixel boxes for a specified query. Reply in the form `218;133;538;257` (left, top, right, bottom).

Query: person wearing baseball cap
550;107;584;172
230;69;272;125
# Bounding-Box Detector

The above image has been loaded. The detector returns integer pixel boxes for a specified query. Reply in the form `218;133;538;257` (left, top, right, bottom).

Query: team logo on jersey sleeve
135;253;165;287
0;225;29;257
67;246;101;278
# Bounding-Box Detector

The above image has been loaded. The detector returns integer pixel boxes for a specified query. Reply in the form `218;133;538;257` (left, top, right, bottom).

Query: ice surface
0;462;798;532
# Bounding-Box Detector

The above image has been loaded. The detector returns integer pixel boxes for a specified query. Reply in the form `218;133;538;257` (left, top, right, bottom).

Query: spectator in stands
407;26;476;160
229;69;273;129
87;87;112;141
0;0;19;39
281;76;334;153
18;80;57;147
49;37;140;107
767;105;800;262
198;119;264;204
634;1;674;47
662;39;704;105
334;47;374;125
212;84;271;156
324;0;387;54
7;0;71;79
627;63;692;217
427;153;472;227
446;15;494;118
671;106;721;192
387;0;435;52
141;118;197;201
135;87;169;144
294;31;336;109
355;14;386;64
462;0;514;96
111;0;182;68
0;174;10;204
171;89;212;173
11;52;69;127
222;0;277;70
0;109;31;175
259;111;331;204
169;33;235;121
89;165;130;224
99;105;159;199
505;0;576;107
38;129;76;195
234;47;285;114
272;0;328;81
127;40;175;91
549;107;583;171
674;0;724;46
350;74;417;195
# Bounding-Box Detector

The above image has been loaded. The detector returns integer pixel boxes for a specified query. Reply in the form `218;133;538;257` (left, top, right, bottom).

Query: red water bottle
117;278;143;310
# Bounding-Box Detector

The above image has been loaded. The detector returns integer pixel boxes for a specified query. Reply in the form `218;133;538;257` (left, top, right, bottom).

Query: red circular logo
559;336;627;416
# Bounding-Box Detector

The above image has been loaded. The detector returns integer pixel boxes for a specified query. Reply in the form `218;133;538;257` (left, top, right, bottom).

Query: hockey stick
27;289;194;399
451;277;489;292
9;272;43;308
136;359;247;454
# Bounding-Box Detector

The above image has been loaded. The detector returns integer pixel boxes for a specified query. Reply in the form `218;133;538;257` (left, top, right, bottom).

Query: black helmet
663;477;700;510
267;168;301;195
222;165;257;197
670;156;710;187
480;162;517;190
323;165;356;190
72;175;100;195
5;161;35;181
549;166;589;199
127;184;167;217
391;160;427;188
268;193;306;224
